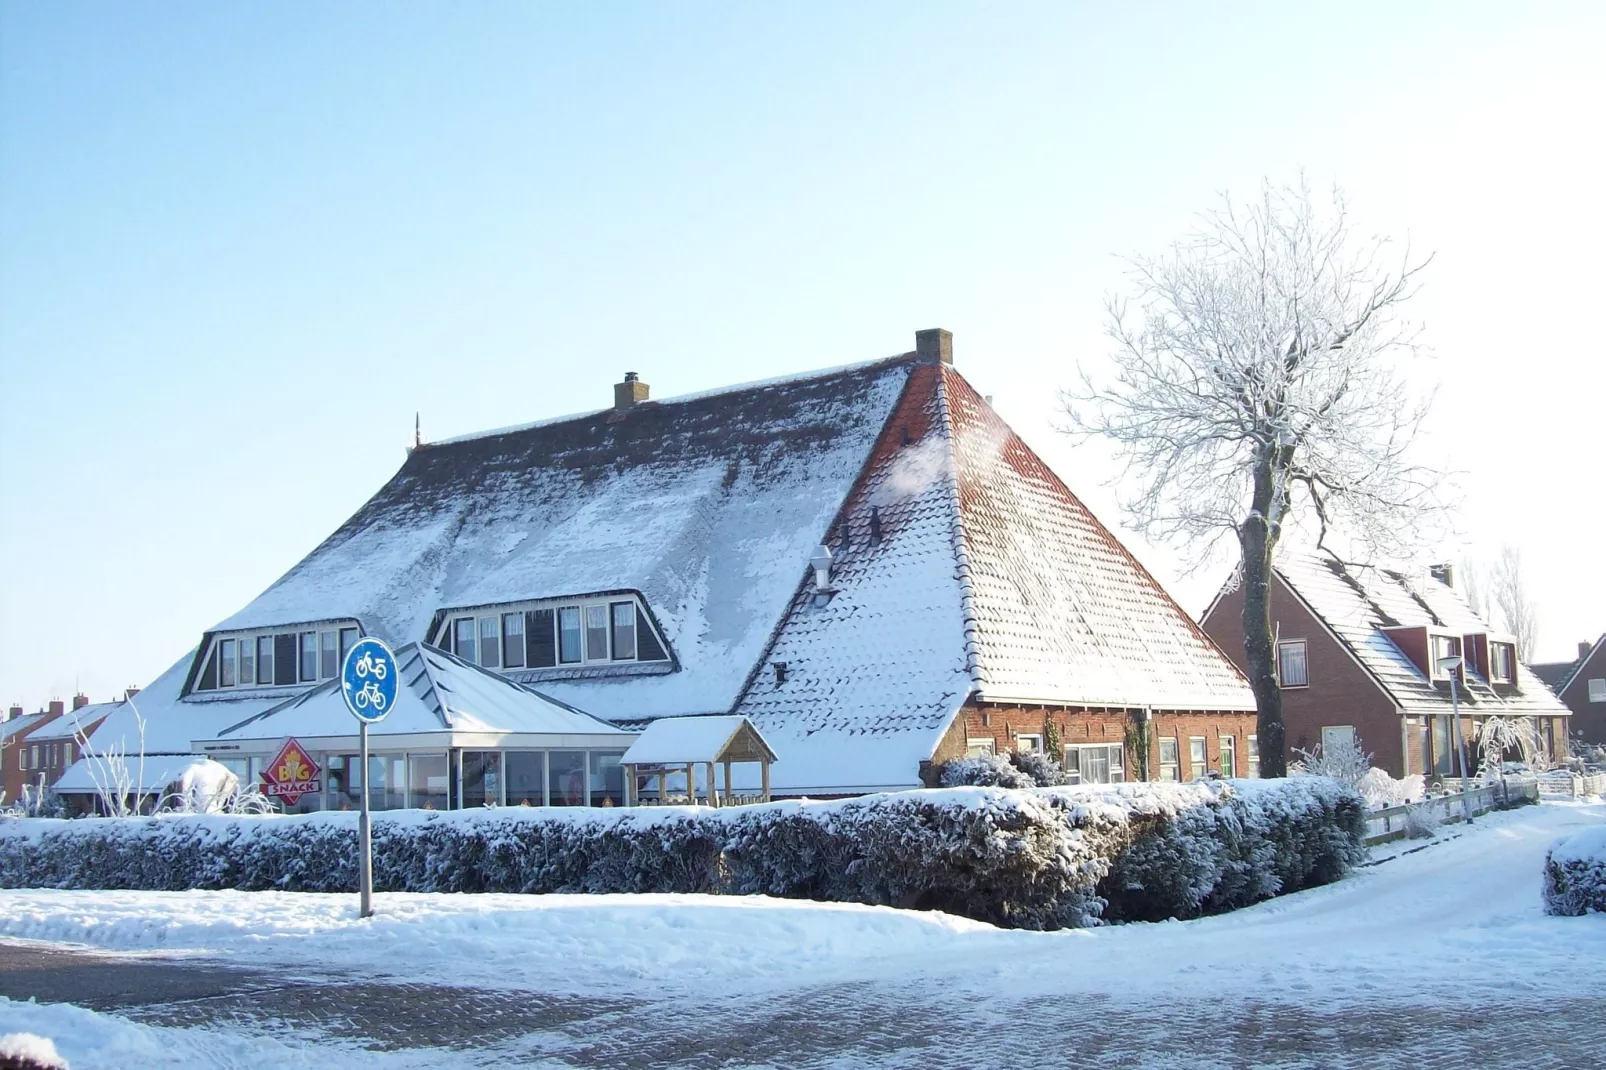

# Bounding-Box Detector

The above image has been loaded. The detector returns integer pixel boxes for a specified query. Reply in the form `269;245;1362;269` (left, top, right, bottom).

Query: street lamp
1436;654;1474;824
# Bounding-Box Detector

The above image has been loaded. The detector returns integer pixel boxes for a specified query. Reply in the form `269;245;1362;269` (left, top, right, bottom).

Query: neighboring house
22;696;117;798
74;330;1256;810
1;703;61;805
1202;555;1572;778
1531;636;1606;747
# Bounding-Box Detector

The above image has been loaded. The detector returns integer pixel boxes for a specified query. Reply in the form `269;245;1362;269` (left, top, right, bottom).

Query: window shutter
274;634;297;686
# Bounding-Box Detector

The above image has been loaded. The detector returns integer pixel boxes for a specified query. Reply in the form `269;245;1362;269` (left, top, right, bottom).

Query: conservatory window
1159;737;1179;782
505;751;547;806
1065;743;1123;785
1188;737;1207;780
1278;640;1309;688
219;638;237;688
610;602;636;661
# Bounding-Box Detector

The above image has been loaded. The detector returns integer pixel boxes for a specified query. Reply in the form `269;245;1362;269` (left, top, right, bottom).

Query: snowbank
0;780;1366;929
1543;822;1606;915
0;1033;66;1070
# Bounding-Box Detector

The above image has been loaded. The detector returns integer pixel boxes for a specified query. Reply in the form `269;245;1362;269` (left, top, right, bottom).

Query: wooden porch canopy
619;715;778;807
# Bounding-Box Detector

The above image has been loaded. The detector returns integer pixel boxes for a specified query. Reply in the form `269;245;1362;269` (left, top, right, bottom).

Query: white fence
1364;777;1540;846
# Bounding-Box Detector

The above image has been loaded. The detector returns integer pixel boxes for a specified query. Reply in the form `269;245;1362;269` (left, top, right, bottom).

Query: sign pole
359;718;373;919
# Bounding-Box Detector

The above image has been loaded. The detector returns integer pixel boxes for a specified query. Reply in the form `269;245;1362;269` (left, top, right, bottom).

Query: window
1430;635;1459;678
1188;737;1207;780
589;751;626;807
585;605;609;660
274;634;297;685
479;616;500;668
1278;640;1309;688
1159;738;1180;782
610;602;636;661
1247;735;1260;778
408;753;450;810
1219;735;1236;777
257;636;275;684
1016;734;1043;754
461;751;503;807
320;631;338;679
528;609;557;668
1589;678;1606;704
549;750;587;806
454;617;477;665
1065;743;1124;785
558;607;582;664
1321;725;1355;754
502;613;526;668
1489;643;1514;683
219;638;237;688
965;738;997;758
339;626;359;666
505;751;546;806
299;632;318;682
240;637;254;685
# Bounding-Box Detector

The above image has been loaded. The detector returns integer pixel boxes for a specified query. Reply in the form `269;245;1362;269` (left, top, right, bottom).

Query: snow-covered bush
1355;768;1423;809
0;1032;66;1070
1542;825;1606;916
1291;737;1371;790
1008;750;1071;787
0;780;1367;930
1403;802;1441;840
937;754;1035;789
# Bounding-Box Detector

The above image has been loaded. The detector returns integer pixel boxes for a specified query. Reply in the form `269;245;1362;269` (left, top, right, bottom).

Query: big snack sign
261;738;321;805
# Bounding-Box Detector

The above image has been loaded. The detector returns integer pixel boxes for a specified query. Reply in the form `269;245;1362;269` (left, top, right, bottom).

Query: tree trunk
1240;456;1288;777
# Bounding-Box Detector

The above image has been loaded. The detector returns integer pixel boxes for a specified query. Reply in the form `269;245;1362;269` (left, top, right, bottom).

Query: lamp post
1437;655;1474;825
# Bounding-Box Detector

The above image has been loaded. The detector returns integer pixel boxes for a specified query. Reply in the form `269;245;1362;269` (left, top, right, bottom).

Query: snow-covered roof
25;702;120;742
1532;634;1605;697
208;356;918;724
212;643;629;743
55;753;225;795
619;715;774;766
0;712;52;745
1273;552;1571;720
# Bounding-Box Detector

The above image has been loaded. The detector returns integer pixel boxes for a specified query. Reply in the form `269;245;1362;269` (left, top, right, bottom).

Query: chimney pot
1580;641;1594;661
72;693;89;710
915;328;953;365
614;372;650;411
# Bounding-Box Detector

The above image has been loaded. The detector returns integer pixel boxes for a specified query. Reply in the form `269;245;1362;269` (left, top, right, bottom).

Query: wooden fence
1364;777;1540;846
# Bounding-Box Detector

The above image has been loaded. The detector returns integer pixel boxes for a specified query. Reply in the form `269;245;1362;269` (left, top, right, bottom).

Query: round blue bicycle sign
341;638;398;724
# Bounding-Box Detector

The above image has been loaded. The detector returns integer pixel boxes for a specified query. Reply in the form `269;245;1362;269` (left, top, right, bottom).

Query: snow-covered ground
2;799;1603;1068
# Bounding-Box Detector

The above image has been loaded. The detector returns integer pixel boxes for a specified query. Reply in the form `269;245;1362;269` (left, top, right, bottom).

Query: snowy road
2;800;1603;1068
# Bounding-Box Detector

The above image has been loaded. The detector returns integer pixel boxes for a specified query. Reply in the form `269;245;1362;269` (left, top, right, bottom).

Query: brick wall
1204;575;1408;775
929;703;1258;782
1559;646;1606;747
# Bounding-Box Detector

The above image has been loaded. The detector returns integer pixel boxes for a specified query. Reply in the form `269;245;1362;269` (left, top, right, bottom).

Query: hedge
0;778;1365;930
1542;824;1606;916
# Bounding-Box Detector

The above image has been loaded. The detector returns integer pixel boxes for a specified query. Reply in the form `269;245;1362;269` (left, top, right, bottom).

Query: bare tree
1459;558;1488;622
1064;179;1444;777
1489;544;1539;661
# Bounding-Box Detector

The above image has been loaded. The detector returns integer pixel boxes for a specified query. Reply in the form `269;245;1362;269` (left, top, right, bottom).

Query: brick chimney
915;328;953;365
72;693;89;710
3;705;17;722
614;372;649;411
1581;641;1594;661
47;699;65;717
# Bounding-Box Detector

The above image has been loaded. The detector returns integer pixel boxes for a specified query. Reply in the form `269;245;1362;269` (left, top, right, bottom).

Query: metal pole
359;719;373;919
1451;674;1473;824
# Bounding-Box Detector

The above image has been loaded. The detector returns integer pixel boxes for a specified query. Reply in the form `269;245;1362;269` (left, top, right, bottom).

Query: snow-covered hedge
0;779;1366;929
1542;825;1606;916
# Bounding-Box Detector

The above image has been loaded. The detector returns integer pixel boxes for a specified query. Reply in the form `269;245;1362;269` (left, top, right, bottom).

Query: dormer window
433;594;669;672
193;620;361;693
1429;634;1461;680
1490;642;1515;683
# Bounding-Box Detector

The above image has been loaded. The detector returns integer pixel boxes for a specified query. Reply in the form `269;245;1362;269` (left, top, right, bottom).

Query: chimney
72;693;89;710
47;699;65;717
915;328;953;365
1429;563;1454;589
5;704;20;722
809;545;834;591
1581;641;1594;661
124;687;141;701
614;371;649;411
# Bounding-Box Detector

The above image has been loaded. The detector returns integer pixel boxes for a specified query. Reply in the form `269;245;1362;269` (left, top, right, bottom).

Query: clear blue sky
3;2;1603;706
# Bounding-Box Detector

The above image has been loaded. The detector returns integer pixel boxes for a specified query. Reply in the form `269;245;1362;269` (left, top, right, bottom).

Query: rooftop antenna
414;412;422;449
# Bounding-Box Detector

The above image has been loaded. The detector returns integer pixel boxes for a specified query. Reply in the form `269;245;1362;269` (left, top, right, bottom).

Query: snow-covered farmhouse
63;330;1258;811
1202;555;1571;778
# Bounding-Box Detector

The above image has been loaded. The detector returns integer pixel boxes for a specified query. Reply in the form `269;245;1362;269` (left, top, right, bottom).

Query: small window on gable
1590;678;1606;704
1278;640;1309;688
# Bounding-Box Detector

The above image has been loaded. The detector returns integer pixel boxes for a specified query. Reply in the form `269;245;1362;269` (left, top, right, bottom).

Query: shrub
1403;803;1441;840
937;754;1035;788
1542;825;1606;916
1008;750;1071;787
0;779;1367;930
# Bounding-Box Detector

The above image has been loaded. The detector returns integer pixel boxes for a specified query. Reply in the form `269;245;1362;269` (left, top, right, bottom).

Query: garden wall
0;779;1366;930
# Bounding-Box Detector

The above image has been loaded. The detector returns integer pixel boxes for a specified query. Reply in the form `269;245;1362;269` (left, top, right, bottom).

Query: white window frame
965;738;997;758
1589;678;1606;704
1277;639;1309;689
1015;734;1043;754
1429;634;1460;680
192;620;359;694
1064;742;1124;785
1219;734;1236;777
1489;642;1515;684
1188;736;1207;781
1158;737;1180;782
1247;735;1260;778
432;595;669;671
